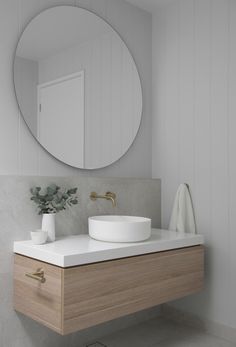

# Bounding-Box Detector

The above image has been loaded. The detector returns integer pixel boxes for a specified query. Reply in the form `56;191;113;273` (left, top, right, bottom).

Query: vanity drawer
14;255;62;333
63;245;204;334
14;245;204;335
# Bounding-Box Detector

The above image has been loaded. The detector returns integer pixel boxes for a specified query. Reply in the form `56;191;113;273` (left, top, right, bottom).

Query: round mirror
14;6;142;169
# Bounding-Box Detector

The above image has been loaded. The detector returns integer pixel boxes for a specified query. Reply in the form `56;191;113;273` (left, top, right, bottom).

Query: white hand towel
169;184;196;234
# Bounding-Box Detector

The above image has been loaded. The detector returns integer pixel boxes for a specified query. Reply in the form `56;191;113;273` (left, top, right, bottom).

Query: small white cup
31;230;48;245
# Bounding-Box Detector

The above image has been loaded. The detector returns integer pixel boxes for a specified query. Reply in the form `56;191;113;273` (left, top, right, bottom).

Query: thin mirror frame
13;5;143;170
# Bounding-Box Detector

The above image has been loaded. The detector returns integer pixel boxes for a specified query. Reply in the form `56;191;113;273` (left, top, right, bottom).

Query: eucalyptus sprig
30;184;78;215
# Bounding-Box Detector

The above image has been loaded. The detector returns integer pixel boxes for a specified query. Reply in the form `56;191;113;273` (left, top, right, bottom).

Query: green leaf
70;199;78;205
47;184;59;195
30;187;41;195
67;188;77;195
45;195;54;202
31;197;41;204
30;184;79;215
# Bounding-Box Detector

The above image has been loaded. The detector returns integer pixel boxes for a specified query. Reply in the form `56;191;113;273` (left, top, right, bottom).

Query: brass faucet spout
108;195;116;207
90;192;116;207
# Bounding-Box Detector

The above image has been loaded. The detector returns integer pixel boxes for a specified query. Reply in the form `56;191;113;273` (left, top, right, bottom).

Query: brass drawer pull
25;268;46;283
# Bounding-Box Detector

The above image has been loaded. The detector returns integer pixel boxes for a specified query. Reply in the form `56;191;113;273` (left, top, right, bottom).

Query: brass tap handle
90;192;99;201
25;268;46;283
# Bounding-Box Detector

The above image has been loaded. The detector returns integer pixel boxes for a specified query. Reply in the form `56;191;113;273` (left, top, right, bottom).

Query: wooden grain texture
14;246;204;335
14;254;63;333
62;246;204;334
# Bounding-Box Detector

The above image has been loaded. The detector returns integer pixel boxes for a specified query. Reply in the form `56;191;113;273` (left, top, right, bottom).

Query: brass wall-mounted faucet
90;191;116;207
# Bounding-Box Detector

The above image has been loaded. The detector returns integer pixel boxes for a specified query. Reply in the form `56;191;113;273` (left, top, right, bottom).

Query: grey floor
88;318;236;347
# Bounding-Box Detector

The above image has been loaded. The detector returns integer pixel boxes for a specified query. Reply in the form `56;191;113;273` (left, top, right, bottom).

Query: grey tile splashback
0;175;161;347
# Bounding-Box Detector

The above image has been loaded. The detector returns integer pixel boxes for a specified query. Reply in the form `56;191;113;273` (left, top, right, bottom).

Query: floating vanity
13;229;204;335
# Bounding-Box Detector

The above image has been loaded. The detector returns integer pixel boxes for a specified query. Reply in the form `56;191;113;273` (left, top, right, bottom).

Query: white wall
39;32;142;169
0;0;152;177
152;0;236;329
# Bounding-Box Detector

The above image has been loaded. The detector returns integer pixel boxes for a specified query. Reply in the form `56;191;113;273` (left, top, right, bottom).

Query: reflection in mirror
14;6;142;169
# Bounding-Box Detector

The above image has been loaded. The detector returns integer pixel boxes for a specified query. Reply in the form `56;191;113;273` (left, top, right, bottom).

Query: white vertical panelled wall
152;0;236;329
0;0;152;177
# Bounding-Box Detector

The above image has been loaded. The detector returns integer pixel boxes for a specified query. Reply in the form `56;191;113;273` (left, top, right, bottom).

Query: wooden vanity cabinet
14;245;204;335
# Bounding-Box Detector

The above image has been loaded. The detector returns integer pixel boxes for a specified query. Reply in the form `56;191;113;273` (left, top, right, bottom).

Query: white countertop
14;229;204;268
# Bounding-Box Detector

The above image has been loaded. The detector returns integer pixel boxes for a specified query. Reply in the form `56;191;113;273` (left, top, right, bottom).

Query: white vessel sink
88;215;151;243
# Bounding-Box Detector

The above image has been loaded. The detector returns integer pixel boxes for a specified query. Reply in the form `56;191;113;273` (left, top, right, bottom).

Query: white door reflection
38;71;84;168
